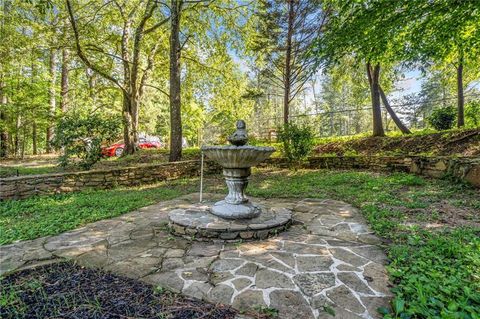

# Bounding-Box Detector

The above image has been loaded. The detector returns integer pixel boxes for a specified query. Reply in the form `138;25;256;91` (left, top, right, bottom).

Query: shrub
465;100;480;128
277;122;315;165
427;106;456;130
52;113;122;170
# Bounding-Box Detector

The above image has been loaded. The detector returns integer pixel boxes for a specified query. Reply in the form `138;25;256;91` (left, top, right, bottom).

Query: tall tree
0;0;11;157
0;78;7;158
46;48;57;153
315;0;413;136
168;0;183;162
254;0;329;124
166;0;249;159
366;63;384;136
60;47;69;113
60;17;70;113
379;86;410;134
402;1;480;128
66;0;169;155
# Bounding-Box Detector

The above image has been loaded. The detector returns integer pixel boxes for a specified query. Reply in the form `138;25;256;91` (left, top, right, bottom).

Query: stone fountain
168;120;292;241
201;120;275;219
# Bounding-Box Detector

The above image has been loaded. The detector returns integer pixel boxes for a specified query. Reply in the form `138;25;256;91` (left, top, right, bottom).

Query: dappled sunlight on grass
2;169;478;246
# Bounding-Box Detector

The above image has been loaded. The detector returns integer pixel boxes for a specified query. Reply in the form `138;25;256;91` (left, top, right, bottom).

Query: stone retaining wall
0;160;221;201
1;156;479;201
262;155;480;187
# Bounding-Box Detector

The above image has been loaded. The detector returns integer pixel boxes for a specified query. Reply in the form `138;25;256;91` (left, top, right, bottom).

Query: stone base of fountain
168;203;292;242
210;200;261;219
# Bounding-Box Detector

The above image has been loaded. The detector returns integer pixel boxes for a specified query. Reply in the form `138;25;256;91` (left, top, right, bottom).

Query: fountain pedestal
211;168;261;219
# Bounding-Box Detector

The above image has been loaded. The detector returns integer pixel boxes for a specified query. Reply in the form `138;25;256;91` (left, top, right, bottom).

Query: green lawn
0;179;204;244
0;165;60;178
1;169;479;318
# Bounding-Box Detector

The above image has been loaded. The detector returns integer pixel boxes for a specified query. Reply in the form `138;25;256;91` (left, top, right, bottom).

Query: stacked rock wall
0;160;221;200
1;156;479;201
262;156;480;187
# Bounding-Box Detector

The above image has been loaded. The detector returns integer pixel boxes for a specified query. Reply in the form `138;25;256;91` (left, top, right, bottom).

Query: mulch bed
0;261;237;319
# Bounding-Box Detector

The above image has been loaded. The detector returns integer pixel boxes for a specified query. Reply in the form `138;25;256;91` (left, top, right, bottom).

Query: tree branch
66;0;126;93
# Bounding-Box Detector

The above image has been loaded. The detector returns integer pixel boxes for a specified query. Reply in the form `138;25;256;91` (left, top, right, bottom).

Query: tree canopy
0;0;478;159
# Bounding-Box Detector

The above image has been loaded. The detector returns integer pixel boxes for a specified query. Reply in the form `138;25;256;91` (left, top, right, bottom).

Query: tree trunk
32;121;37;155
21;125;25;159
457;57;464;127
0;112;7;157
87;70;97;102
379;86;411;134
366;63;385;137
169;0;183;162
60;48;69;113
14;112;20;157
283;0;295;125
0;80;8;158
46;49;57;153
0;0;10;157
122;93;137;155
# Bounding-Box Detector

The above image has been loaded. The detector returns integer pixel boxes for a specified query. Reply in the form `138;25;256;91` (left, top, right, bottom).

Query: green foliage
428;107;456;131
385;229;480;319
254;305;279;317
0;179;197;245
277;122;315;164
465;100;480;128
52;113;122;170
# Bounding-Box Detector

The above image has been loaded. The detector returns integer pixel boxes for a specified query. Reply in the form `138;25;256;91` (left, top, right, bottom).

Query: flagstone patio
0;193;392;319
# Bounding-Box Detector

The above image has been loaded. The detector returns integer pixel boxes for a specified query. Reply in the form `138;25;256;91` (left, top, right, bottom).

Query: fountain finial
227;120;248;146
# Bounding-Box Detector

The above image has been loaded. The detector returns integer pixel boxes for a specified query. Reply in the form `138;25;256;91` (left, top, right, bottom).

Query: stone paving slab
0;193;393;319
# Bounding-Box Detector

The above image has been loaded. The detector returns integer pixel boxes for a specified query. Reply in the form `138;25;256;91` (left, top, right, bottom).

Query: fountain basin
201;145;275;168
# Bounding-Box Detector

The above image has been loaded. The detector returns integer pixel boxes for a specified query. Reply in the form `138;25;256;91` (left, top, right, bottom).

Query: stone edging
1;155;479;201
0;160;221;200
169;222;292;242
261;155;480;188
168;204;293;242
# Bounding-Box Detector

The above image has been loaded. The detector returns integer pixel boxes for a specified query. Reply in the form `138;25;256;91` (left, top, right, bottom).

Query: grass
0;178;205;245
1;169;479;318
0;165;60;178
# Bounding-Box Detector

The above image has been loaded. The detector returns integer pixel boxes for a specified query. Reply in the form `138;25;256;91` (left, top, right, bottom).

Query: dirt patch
0;262;239;319
428;201;479;228
315;128;480;156
394;195;480;230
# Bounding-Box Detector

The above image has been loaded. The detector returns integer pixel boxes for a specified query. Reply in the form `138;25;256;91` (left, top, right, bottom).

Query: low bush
277;122;315;165
428;106;456;131
465;100;480;128
52;113;122;170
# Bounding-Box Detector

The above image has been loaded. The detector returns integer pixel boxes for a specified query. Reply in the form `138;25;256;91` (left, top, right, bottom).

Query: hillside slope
315;128;480;157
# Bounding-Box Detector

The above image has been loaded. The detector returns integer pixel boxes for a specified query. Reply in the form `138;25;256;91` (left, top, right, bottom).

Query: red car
101;137;162;157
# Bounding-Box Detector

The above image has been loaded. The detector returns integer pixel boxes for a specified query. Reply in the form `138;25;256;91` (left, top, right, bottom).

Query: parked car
101;137;163;157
